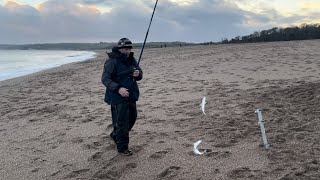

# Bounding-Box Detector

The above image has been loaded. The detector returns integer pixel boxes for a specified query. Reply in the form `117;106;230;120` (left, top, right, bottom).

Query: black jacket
102;47;143;105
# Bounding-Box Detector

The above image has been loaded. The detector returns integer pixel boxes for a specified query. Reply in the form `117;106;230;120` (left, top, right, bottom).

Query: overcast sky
1;0;319;44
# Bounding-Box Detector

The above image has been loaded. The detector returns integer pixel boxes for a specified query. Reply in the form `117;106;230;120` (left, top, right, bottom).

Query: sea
0;50;96;81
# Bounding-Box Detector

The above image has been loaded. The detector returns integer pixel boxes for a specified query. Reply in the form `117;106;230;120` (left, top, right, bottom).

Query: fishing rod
137;0;159;66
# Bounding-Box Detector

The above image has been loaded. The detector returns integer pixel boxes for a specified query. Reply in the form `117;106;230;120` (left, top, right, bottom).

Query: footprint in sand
150;151;168;159
130;144;146;153
93;162;138;180
65;169;90;179
106;123;113;129
157;166;181;179
31;168;40;173
83;141;102;150
227;167;261;179
88;151;103;161
71;137;84;144
149;118;166;124
93;169;121;180
205;150;231;159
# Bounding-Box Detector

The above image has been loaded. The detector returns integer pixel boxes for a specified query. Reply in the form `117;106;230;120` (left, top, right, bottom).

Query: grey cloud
0;2;42;44
0;0;314;44
79;0;114;5
147;0;251;41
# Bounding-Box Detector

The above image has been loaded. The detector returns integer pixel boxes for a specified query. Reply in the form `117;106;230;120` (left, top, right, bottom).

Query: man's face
119;48;131;57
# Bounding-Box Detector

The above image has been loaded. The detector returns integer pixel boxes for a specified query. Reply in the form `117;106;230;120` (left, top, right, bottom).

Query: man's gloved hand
132;69;140;77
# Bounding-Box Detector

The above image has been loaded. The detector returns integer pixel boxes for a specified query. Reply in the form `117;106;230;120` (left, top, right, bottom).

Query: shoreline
0;50;97;83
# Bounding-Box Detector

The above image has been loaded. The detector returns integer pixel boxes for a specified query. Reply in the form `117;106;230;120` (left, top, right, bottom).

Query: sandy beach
1;40;320;180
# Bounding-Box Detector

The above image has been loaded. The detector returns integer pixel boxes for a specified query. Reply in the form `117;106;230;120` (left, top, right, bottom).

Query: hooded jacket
102;47;143;105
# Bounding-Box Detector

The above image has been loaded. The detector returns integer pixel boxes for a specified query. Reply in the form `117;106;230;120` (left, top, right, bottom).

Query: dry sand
0;40;320;180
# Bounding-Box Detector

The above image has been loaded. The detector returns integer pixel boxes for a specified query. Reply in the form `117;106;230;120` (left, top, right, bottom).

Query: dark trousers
110;102;137;152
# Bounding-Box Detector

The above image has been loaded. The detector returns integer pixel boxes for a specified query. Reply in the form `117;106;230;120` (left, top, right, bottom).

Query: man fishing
101;38;143;156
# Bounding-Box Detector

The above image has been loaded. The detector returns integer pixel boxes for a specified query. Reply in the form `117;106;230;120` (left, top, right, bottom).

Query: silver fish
193;140;205;155
200;96;206;115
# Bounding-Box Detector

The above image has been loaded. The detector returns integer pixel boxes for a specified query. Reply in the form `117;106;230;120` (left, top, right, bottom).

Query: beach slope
1;40;320;179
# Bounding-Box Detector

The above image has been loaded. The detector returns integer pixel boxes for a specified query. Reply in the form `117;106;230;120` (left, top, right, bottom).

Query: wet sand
0;40;320;179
